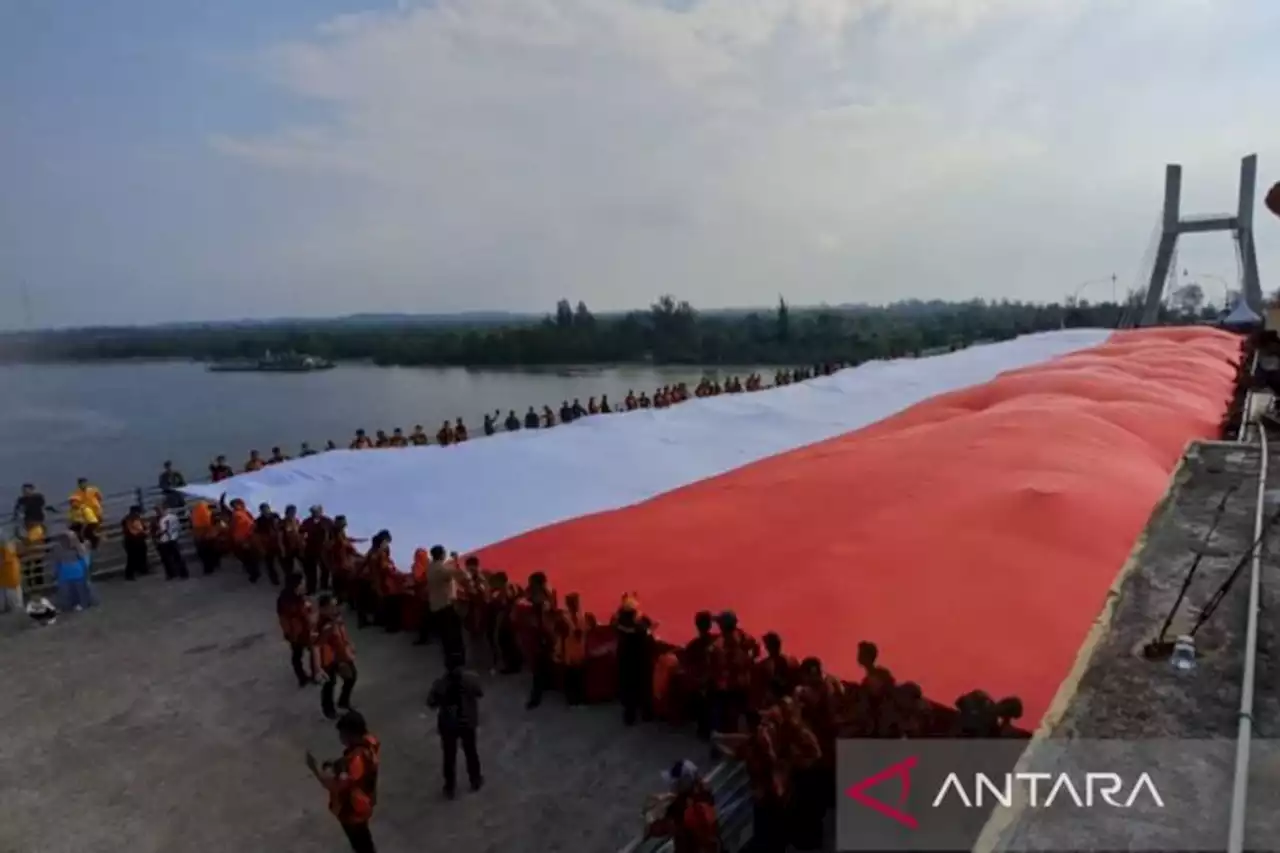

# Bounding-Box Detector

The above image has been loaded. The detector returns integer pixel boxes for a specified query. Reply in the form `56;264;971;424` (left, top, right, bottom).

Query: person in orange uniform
244;450;265;472
524;572;560;709
410;547;435;646
454;417;468;442
315;593;358;718
325;515;359;603
350;430;373;450
714;709;787;853
306;710;380;853
613;594;655;726
555;592;596;705
707;610;759;735
388;428;408;448
681;611;718;739
277;573;317;687
436;420;455;446
753;632;797;710
775;697;824;850
645;760;722;853
189;500;219;575
222;495;259;582
370;533;406;634
69;477;104;549
278;504;302;578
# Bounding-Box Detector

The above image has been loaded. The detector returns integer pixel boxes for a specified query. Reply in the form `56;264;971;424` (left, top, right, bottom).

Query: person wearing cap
644;760;721;852
306;710;381;853
612;593;655;726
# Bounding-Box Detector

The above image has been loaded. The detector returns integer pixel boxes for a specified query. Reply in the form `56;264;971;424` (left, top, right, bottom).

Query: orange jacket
190;502;213;538
315;617;355;669
328;734;380;825
277;591;312;645
555;609;593;665
230;508;255;544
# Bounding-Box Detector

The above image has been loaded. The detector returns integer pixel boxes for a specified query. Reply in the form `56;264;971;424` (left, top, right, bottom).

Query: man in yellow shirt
70;478;104;549
1;538;24;613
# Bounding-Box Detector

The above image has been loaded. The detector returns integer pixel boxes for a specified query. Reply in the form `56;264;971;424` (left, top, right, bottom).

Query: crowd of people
205;366;835;479
3;358;1029;853
168;489;1025;853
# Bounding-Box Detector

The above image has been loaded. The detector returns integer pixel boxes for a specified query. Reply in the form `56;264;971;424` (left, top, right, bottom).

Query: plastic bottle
1170;635;1196;672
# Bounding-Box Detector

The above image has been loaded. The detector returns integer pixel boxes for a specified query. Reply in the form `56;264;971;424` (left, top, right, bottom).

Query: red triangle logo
845;755;919;829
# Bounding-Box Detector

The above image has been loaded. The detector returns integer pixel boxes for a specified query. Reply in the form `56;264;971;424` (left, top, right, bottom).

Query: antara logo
846;758;1165;829
932;772;1165;809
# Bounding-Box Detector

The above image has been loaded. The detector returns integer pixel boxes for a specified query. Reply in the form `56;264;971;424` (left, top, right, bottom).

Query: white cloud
213;0;1280;313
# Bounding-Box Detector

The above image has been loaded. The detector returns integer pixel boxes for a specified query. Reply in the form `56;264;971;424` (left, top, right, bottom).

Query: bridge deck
982;440;1280;851
0;572;699;853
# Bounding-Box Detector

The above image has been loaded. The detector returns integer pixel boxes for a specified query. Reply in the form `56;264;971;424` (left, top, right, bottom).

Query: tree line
0;295;1172;368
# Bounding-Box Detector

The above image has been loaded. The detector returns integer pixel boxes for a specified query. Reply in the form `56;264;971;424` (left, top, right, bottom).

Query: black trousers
416;604;435;644
196;539;219;574
301;553;319;595
261;551;280;585
380;594;404;633
321;663;357;718
787;767;826;850
239;548;260;583
124;538;149;580
433;606;466;667
280;550;296;580
158;541;188;579
289;642;312;686
440;726;482;791
746;797;788;853
526;645;554;708
355;580;378;628
341;821;377;853
563;664;586;705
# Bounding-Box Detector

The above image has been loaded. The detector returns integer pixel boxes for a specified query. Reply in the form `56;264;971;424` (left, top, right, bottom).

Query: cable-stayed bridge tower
1139;154;1262;326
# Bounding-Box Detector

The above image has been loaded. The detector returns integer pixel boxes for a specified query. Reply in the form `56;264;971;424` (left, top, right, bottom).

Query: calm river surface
0;361;757;498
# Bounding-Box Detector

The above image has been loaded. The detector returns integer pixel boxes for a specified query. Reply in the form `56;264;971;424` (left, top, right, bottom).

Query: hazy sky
3;0;1279;327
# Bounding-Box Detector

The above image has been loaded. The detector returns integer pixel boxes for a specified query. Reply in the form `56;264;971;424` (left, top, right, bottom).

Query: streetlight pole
1062;274;1119;329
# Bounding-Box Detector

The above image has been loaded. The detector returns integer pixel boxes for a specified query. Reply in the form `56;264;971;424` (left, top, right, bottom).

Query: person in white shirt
154;505;188;580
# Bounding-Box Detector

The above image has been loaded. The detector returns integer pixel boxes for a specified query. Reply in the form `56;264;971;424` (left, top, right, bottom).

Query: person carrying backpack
426;656;485;799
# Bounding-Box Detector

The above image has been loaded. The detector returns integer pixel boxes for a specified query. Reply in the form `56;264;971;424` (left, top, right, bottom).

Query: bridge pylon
1139;154;1263;326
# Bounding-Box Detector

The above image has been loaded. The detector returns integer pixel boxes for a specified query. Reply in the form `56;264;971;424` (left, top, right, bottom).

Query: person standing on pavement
306;710;381;853
121;504;150;580
426;657;485;798
153;504;188;580
425;546;467;666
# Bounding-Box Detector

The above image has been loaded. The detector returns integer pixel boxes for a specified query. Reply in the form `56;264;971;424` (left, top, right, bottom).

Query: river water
0;361;755;499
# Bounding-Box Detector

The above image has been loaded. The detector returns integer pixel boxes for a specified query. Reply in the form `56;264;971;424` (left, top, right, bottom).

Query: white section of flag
183;328;1110;569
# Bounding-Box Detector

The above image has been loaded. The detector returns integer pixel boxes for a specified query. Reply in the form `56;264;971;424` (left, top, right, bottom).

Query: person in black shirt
504;410;521;431
427;659;485;798
482;412;498;437
299;506;332;595
12;484;54;539
523;407;539;429
255;504;281;585
157;461;187;509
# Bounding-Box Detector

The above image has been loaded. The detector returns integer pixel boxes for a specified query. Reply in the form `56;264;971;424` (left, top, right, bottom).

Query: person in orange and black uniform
279;505;302;579
681;611;717;739
645;760;722;853
120;504;150;581
277;573;318;688
315;594;358;719
714;708;787;853
612;594;655;726
306;710;380;853
707;610;759;735
555;592;595;705
523;572;559;709
209;456;233;482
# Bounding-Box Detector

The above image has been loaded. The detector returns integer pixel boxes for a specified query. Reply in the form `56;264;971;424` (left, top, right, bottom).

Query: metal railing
10;485;199;591
618;760;753;853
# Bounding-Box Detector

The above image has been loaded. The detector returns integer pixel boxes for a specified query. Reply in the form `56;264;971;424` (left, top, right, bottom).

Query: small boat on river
207;352;335;373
